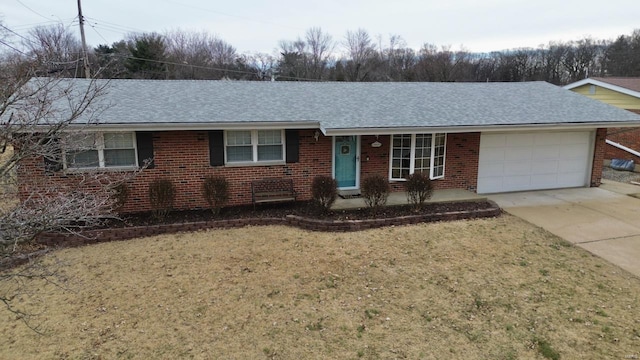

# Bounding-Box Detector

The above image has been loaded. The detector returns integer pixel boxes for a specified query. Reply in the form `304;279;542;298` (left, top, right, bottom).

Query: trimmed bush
405;172;434;210
361;174;390;212
311;175;338;211
110;183;130;211
148;178;175;220
202;176;229;216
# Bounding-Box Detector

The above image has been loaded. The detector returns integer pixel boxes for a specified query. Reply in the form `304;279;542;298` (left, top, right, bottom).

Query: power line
86;22;110;45
0;39;27;55
0;24;31;41
84;16;144;34
10;20;64;30
107;53;323;81
15;0;53;22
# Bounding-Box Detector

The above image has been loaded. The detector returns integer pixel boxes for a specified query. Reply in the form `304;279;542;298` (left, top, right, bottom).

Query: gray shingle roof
23;78;640;132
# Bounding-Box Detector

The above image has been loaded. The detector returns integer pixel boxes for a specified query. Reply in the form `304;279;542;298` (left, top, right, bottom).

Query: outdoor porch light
314;130;320;141
371;135;382;148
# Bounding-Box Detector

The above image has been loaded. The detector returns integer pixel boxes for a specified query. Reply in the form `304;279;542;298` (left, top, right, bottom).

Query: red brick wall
604;127;640;162
18;130;482;212
591;128;607;187
359;133;480;192
18;129;332;212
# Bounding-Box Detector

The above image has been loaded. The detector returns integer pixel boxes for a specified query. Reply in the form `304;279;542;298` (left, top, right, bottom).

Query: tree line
2;23;640;84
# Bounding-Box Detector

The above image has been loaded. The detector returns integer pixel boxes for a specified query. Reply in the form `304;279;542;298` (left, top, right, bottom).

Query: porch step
338;190;361;199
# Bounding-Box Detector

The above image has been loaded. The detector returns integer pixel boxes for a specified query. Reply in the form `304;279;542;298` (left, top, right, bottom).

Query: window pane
258;144;282;161
104;149;136;167
414;134;432;173
104;133;134;149
67;133;96;149
432;133;446;178
66;133;98;168
66;150;99;168
390;134;412;179
227;131;251;145
227;146;252;162
258;130;281;145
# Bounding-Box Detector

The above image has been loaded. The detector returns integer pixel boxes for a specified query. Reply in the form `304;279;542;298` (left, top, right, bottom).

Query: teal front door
334;136;358;189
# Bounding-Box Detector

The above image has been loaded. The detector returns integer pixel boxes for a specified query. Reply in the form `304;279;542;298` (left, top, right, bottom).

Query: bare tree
0;66;143;327
245;52;278;80
277;38;309;80
164;29;238;79
416;44;472;82
305;27;334;79
24;24;84;77
562;38;603;82
342;28;381;81
379;35;416;81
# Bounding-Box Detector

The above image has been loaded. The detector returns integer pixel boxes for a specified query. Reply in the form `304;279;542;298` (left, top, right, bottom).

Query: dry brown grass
1;215;640;359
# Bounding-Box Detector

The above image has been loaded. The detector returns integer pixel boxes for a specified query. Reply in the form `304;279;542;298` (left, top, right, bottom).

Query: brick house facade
18;129;608;213
13;79;640;213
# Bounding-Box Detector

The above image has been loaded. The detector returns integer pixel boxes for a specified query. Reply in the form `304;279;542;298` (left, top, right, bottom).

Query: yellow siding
571;84;640;110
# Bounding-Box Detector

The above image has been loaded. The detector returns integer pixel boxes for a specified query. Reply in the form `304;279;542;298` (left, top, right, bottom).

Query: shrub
405;172;434;210
361;174;389;212
311;175;337;211
202;176;229;215
110;183;129;211
148;178;175;220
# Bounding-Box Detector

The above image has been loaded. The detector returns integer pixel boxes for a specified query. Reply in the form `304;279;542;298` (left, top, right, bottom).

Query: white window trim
224;129;285;165
64;132;139;170
388;133;447;181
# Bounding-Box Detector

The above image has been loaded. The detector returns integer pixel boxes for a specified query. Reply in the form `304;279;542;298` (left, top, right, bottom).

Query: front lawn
1;215;639;359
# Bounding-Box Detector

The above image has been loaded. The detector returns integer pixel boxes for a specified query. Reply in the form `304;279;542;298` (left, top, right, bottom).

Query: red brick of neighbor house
604;110;640;162
605;127;640;163
18;129;605;212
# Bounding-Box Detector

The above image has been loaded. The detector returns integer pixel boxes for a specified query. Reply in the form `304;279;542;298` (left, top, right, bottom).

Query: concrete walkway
489;182;640;277
332;189;486;210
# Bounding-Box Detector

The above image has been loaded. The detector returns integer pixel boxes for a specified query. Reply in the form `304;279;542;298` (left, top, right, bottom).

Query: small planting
311;175;337;211
405;172;434;210
110;183;129;210
148;178;176;220
361;174;389;212
202;175;229;216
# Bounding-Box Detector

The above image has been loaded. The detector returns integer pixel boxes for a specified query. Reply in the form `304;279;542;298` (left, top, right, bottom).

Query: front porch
331;189;486;210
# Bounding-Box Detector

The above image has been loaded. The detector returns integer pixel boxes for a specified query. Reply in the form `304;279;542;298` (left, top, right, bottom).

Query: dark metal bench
251;178;297;206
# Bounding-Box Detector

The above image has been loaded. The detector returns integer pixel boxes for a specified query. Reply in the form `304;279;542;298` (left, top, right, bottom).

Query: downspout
606;139;640;158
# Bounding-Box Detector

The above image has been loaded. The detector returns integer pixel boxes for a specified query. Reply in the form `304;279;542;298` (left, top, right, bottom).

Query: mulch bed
110;200;495;227
2;200;499;271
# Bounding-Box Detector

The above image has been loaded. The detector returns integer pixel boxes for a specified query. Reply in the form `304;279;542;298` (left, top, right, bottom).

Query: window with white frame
65;132;137;169
225;130;284;163
389;133;446;180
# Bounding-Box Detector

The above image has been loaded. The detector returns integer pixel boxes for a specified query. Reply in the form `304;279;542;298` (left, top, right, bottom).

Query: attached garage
477;131;594;193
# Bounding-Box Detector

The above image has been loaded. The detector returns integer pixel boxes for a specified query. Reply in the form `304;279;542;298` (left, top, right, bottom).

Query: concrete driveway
488;180;640;277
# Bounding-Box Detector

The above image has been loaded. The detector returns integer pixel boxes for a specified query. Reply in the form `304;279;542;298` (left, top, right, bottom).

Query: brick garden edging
36;201;501;248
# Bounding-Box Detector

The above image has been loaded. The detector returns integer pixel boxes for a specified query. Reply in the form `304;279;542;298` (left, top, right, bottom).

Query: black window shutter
43;137;63;172
209;130;224;166
136;131;155;169
285;129;299;163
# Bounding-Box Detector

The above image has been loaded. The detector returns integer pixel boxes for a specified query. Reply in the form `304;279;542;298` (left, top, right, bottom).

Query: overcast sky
2;0;639;55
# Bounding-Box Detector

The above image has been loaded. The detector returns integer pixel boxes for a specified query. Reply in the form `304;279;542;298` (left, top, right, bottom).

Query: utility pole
77;0;91;78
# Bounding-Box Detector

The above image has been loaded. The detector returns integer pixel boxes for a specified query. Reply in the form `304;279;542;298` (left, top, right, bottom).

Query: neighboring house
564;77;640;163
15;78;640;212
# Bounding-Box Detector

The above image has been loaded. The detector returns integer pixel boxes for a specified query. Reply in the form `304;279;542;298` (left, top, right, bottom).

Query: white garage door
477;131;593;194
